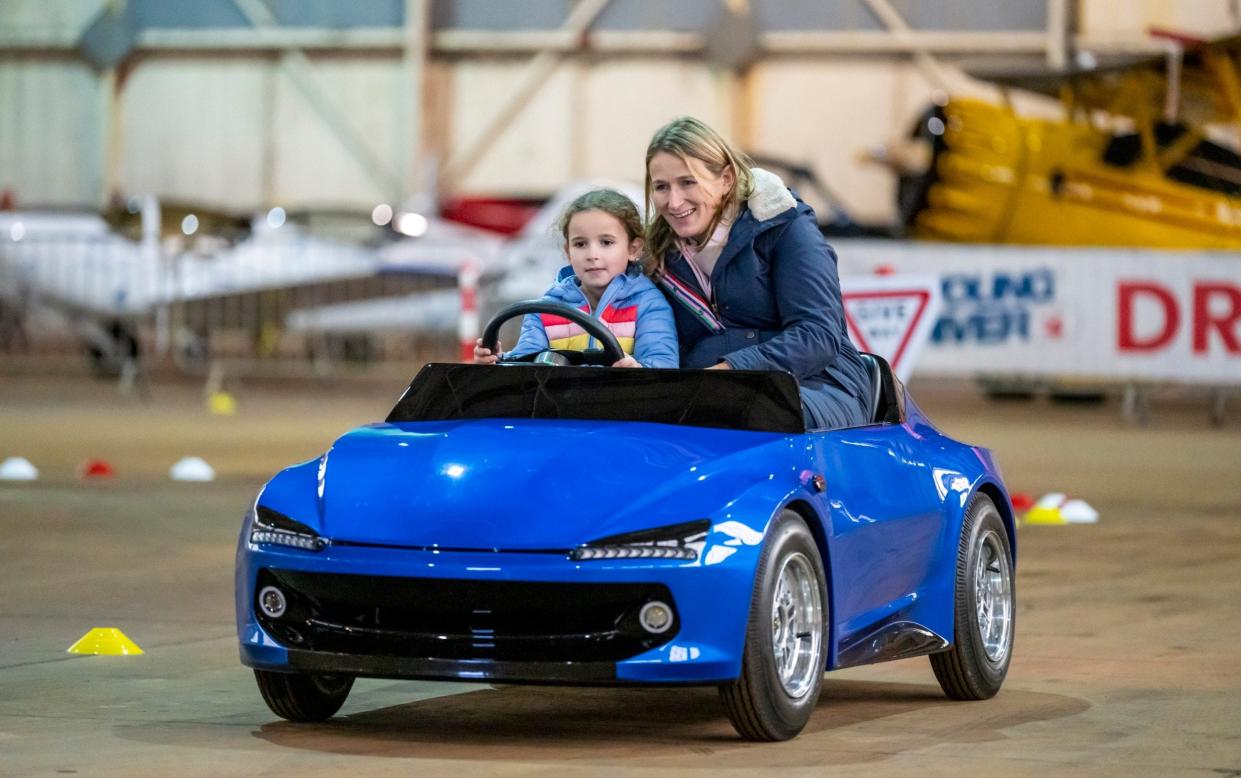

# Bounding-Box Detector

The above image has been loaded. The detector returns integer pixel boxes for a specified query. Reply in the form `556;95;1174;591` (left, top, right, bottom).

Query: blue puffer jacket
659;169;872;429
509;262;680;368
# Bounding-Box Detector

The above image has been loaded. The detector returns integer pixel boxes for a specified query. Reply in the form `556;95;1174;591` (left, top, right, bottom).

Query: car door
806;422;945;661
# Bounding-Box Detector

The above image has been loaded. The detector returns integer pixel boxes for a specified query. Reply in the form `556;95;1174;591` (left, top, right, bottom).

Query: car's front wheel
930;493;1014;699
254;669;354;721
719;510;828;741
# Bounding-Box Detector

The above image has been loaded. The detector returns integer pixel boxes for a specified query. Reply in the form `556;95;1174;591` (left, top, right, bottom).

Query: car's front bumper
236;536;761;685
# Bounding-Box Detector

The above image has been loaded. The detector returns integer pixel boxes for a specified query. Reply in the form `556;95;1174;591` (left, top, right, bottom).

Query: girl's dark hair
557;188;644;252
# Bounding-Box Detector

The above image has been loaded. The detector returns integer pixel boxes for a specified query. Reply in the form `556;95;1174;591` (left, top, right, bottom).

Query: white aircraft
0;196;502;370
285;180;647;341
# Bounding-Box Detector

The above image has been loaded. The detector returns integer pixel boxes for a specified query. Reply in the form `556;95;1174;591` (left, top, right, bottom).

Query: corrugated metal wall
269;59;404;207
120;60;269;208
0;53;928;221
117;58;404;210
1;0;1235;219
0;0;104;35
0;60;103;206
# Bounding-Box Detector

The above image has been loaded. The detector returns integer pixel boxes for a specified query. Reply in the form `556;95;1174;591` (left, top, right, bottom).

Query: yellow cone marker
67;627;144;656
1023;492;1068;525
208;391;236;416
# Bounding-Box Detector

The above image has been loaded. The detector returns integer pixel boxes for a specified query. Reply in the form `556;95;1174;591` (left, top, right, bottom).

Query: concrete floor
1;375;1239;776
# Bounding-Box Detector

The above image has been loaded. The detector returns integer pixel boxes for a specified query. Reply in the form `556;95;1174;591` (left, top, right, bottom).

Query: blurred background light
266;207;286;229
371;203;393;226
394;212;428;237
181;214;198;236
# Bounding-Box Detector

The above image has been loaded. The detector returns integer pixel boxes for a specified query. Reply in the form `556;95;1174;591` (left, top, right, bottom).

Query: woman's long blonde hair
643;116;755;276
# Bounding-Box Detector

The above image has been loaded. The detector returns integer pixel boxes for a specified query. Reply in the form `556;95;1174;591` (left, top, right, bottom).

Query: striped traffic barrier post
458;257;481;363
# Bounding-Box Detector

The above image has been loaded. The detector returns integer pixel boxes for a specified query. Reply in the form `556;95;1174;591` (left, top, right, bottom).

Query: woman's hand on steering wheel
611;355;641;368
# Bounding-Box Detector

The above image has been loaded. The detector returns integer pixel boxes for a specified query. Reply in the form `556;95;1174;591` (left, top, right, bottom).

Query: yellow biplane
886;33;1241;249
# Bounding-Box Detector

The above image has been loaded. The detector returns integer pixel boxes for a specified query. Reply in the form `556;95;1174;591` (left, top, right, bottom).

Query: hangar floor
1;374;1238;776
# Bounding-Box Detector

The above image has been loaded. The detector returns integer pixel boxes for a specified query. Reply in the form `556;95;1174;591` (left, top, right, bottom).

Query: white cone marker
1060;499;1099;524
0;457;38;481
170;456;215;482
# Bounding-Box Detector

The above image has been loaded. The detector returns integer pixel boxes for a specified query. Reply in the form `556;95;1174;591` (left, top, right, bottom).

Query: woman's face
648;151;735;241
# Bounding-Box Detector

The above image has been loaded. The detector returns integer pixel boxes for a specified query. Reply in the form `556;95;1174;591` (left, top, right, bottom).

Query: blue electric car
235;301;1016;741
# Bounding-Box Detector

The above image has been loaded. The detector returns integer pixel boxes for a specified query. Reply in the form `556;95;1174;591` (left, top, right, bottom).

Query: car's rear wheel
930;493;1014;699
719;510;828;741
254;669;354;721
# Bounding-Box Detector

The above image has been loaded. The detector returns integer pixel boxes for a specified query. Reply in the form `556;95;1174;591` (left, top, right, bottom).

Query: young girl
473;188;678;368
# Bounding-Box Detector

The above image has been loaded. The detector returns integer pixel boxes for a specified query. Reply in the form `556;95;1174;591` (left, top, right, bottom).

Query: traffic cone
207;391;236;416
67;627;144;656
1060;499;1099;524
0;456;38;481
1024;492;1099;525
1024;493;1066;524
80;459;115;479
1009;491;1034;512
170;456;215;482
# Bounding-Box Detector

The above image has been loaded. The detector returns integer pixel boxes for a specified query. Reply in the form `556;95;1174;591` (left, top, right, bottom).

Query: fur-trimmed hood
746;167;798;222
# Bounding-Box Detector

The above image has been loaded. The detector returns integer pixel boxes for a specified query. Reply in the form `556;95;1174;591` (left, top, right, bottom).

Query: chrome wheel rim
974;529;1013;663
770;552;824;698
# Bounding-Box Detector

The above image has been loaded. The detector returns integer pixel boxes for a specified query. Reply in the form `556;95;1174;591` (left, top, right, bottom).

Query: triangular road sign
841;275;941;382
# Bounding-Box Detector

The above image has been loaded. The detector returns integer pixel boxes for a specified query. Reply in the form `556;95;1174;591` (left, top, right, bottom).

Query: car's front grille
255;568;678;662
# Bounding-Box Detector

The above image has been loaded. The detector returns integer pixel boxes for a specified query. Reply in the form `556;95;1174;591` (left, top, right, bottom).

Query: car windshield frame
386;364;805;434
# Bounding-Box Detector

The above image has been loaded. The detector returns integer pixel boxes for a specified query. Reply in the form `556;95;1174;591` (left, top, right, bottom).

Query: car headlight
249;505;328;552
569;519;709;562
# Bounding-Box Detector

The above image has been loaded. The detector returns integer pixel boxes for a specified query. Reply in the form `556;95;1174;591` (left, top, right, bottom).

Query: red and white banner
837;240;1241;385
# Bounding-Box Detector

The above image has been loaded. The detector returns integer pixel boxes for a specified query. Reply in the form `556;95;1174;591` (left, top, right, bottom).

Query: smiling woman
643;117;873;430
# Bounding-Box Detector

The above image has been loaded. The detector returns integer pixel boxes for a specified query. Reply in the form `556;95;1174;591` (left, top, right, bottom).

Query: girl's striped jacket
508;263;679;368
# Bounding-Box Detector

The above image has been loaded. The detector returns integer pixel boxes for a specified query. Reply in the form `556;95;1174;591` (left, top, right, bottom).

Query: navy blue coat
659;173;873;429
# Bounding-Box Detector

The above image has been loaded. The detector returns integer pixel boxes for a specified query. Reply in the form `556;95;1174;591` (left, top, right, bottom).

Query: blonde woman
644;116;872;428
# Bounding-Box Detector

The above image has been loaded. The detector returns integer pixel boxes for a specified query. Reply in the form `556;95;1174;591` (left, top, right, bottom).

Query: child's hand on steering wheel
611;355;641;368
473;338;501;365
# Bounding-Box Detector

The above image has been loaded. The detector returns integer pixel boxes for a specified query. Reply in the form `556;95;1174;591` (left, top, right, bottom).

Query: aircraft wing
967;33;1241;126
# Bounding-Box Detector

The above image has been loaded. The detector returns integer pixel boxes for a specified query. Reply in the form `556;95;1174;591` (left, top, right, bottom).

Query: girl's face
648;151;736;241
565;209;641;303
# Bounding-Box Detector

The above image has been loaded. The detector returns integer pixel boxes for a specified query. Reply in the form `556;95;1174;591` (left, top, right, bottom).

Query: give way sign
840;275;941;382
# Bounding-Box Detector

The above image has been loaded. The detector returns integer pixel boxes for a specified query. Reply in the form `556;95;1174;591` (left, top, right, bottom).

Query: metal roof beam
228;0;403;201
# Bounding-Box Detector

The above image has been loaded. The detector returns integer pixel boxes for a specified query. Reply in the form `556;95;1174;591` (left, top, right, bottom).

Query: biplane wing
967;33;1241;127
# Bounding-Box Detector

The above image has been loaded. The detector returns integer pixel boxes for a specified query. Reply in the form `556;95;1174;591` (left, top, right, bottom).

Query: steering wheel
480;300;626;367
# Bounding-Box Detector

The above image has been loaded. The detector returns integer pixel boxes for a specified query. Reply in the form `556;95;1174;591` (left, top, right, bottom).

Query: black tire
719;511;829;741
930;494;1015;700
254;669;354;721
978;376;1038;401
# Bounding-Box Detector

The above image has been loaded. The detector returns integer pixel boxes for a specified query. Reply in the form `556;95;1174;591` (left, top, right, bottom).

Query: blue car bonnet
313;419;791;550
